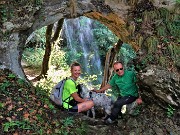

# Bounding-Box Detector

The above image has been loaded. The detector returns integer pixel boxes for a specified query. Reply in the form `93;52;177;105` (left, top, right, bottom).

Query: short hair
113;61;123;67
70;61;81;70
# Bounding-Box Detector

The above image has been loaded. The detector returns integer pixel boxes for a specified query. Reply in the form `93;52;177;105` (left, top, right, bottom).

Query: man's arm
71;92;87;103
94;84;111;93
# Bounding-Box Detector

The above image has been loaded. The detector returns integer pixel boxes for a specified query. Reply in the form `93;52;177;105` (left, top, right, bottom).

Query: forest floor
23;67;40;81
0;68;180;135
21;61;41;81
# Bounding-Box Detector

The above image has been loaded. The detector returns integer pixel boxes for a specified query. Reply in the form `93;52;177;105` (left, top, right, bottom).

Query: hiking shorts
68;105;78;112
67;99;78;112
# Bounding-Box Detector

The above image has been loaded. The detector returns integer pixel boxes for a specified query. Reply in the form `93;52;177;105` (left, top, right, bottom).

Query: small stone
3;22;14;31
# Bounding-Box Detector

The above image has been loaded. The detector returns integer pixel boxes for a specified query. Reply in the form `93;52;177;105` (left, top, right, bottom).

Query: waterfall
63;16;102;84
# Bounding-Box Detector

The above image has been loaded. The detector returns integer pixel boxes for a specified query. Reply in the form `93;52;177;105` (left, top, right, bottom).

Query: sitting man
62;61;94;113
94;61;139;124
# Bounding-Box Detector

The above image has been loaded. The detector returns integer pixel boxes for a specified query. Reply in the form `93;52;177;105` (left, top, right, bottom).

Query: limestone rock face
0;0;178;40
0;0;179;79
139;65;180;109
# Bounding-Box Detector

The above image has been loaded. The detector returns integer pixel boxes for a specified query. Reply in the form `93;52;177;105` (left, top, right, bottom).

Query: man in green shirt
94;61;139;124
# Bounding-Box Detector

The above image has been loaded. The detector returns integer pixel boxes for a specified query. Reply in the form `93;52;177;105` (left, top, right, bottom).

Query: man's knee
88;100;94;107
77;100;94;112
114;100;123;108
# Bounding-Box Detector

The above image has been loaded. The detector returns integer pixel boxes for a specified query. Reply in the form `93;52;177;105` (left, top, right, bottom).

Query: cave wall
0;0;179;78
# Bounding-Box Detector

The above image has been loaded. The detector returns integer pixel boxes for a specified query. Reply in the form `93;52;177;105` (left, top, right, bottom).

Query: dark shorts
68;105;78;112
67;99;78;112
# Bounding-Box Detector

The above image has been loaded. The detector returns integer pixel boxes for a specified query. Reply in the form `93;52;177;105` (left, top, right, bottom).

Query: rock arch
0;0;177;78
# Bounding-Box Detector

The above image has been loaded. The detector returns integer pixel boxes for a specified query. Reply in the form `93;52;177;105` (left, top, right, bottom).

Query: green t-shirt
62;79;77;109
109;70;138;97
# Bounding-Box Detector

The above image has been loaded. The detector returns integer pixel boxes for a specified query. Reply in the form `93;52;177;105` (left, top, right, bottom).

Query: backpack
50;78;69;106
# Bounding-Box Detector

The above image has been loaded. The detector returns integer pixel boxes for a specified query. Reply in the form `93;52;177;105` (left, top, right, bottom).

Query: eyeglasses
116;68;123;72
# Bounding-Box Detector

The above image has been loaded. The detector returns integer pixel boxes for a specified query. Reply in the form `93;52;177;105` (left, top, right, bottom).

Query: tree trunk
51;18;64;43
34;18;64;80
40;24;54;78
101;39;123;88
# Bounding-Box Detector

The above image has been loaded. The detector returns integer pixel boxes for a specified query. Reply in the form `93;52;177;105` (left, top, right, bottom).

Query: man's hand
84;98;92;102
92;89;97;93
92;89;100;93
136;98;142;104
92;89;104;93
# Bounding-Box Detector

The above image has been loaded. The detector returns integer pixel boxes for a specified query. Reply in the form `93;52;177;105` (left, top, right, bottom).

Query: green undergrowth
0;69;89;135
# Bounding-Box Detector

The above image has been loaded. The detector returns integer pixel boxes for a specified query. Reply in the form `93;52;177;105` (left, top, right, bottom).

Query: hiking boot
104;118;117;125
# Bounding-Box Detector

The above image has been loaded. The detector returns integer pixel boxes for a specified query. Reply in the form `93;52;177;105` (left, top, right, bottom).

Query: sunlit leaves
62;116;74;127
3;120;32;132
7;73;16;79
0;80;11;92
0;102;4;109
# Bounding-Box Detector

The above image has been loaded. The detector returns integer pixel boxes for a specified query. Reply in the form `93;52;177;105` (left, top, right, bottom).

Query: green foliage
22;47;45;68
0;5;7;23
1;31;11;41
0;4;13;28
8;73;16;79
3;120;32;132
92;21;118;55
62;117;74;127
58;117;87;135
75;122;88;135
34;0;43;6
50;46;69;70
166;105;175;117
135;54;155;71
119;43;136;68
159;8;170;22
26;27;47;48
136;6;180;69
53;117;75;134
142;54;155;65
168;43;180;60
156;8;180;61
176;0;180;4
146;36;159;54
36;78;53;93
36;114;44;123
13;0;43;7
0;80;11;92
0;102;4;109
48;103;55;110
17;78;26;86
136;18;143;23
130;104;142;116
36;65;70;92
158;56;167;67
157;26;167;37
35;84;50;100
166;21;180;36
78;74;100;89
0;69;91;135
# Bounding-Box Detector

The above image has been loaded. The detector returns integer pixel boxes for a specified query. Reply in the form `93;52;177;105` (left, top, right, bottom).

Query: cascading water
63;16;102;85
